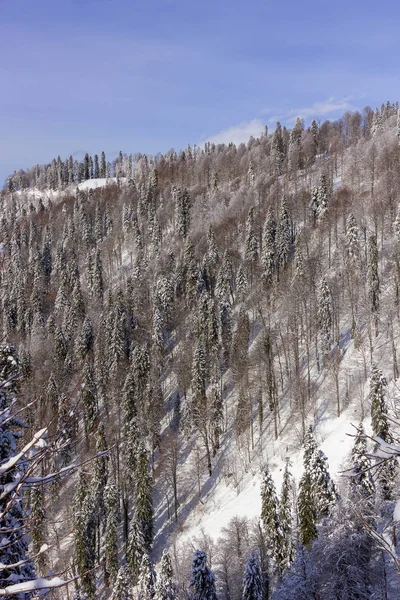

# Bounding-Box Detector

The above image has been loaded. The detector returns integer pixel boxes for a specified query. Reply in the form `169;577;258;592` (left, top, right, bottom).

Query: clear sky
1;0;399;186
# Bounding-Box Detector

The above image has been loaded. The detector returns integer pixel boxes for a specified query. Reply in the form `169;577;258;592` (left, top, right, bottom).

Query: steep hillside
1;103;400;598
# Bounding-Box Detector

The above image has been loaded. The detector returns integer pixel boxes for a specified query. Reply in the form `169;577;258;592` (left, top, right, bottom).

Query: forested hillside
1;102;400;598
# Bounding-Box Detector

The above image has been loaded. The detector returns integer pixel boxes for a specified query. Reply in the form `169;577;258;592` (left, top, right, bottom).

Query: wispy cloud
202;119;265;146
263;96;356;125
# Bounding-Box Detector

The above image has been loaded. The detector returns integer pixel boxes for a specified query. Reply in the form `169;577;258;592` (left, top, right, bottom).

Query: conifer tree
137;554;157;600
345;213;360;263
189;550;218;600
260;467;285;568
100;151;107;178
244;208;259;278
271;122;284;175
369;364;390;442
297;470;317;548
127;517;146;584
134;444;154;553
276;200;291;275
104;483;120;588
94;154;100;179
0;346;35;590
261;208;276;286
31;487;48;576
110;566;134;600
73;470;96;599
279;460;294;570
80;361;98;434
350;423;375;498
242;553;262;600
155;550;176;600
175;187;191;238
298;427;337;547
369;364;396;499
367;234;379;334
317;277;332;353
91;248;104;304
273;544;317;600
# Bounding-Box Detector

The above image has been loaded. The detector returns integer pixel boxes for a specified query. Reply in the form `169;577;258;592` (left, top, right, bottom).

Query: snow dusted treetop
154;549;176;600
242;552;262;600
137;554;157;600
189;550;218;600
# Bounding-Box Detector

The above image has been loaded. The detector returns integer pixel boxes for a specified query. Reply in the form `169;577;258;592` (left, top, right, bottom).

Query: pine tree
155;550;176;600
91;248;104;304
367;234;379;333
297;471;317;548
317;277;332;353
100;151;107;178
80;361;98;434
242;553;262;600
127;516;146;583
316;174;328;218
0;346;35;590
345;213;360;263
369;364;390;441
298;427;337;547
175;187;191;238
244;208;258;271
31;487;48;575
271;122;284;175
279;460;294;570
189;550;218;600
137;554;157;600
110;566;134;600
369;364;396;499
276;200;291;274
73;470;96;599
94;154;100;179
309;449;337;517
261;208;276;285
260;467;285;568
273;544;317;600
104;483;120;588
134;444;154;553
350;423;375;498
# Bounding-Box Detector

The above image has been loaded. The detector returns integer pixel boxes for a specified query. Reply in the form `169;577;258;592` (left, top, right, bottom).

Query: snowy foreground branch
0;576;73;596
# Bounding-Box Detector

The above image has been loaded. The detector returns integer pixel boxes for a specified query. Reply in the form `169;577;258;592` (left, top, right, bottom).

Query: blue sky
1;0;399;185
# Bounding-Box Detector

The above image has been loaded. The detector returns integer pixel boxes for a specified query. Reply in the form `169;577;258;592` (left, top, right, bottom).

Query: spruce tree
0;345;35;590
297;470;317;548
276;200;291;274
350;422;375;498
317;277;332;353
127;517;146;584
345;213;360;263
110;566;134;600
155;550;176;600
137;554;157;600
279;460;294;570
261;208;276;286
367;234;380;334
189;550;218;600
369;364;396;499
242;553;262;600
104;483;120;588
73;470;96;599
31;487;48;576
244;208;259;272
100;151;107;178
260;467;285;568
134;444;154;553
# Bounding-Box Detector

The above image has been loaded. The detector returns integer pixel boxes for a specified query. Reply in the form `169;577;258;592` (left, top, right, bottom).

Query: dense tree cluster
0;100;400;597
